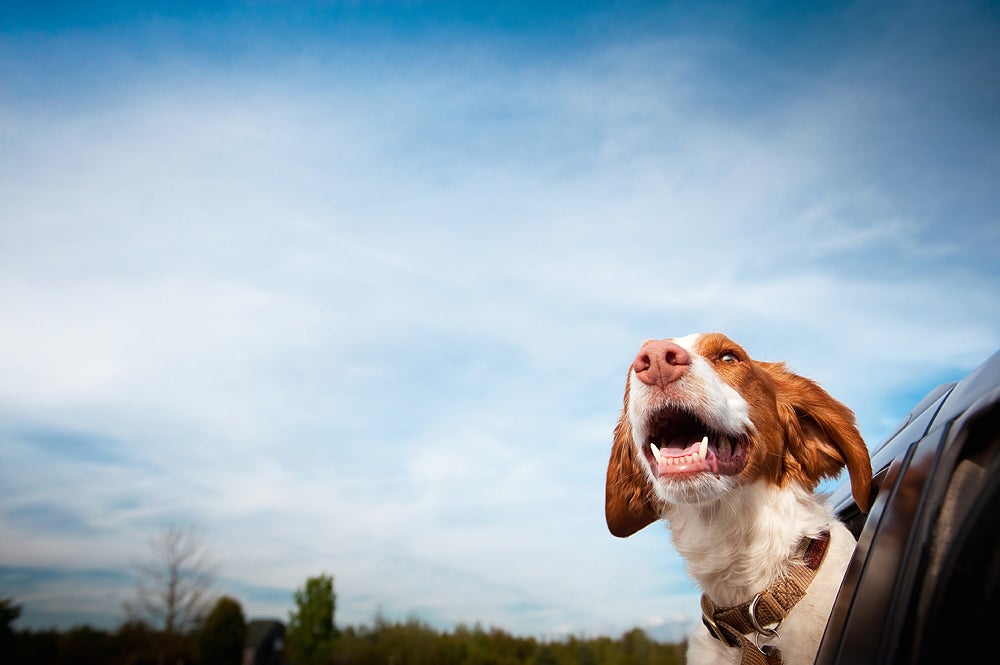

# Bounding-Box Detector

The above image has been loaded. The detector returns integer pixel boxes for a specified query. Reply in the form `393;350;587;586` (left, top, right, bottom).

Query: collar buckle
701;595;742;648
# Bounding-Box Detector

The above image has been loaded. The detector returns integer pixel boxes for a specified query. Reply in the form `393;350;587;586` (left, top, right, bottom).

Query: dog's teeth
719;435;730;456
650;443;663;463
699;435;708;461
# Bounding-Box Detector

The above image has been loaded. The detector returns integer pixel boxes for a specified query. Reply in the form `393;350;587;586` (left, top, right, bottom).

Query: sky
1;0;999;644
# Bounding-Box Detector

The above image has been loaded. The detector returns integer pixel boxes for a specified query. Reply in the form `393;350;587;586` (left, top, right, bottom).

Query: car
816;348;1000;664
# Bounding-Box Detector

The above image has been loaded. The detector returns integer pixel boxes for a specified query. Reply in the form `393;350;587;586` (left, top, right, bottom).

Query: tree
115;620;159;665
1;596;22;653
1;596;21;635
57;625;115;665
530;644;559;665
286;574;336;665
198;596;246;665
124;524;217;664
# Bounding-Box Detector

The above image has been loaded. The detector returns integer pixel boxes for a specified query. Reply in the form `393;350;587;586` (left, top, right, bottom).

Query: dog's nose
632;340;691;386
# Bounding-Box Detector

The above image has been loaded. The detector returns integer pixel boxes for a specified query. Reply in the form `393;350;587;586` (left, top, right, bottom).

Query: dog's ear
606;378;659;537
764;362;873;513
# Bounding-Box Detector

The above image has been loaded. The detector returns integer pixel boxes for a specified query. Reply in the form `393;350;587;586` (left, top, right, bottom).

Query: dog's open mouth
641;406;749;478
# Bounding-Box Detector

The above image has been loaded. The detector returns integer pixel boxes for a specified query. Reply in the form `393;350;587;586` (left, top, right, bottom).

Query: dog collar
700;530;832;665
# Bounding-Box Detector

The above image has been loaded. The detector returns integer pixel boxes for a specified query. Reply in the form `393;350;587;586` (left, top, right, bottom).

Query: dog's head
605;332;872;537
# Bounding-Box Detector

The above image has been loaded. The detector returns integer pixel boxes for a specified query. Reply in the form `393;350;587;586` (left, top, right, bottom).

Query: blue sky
1;0;998;643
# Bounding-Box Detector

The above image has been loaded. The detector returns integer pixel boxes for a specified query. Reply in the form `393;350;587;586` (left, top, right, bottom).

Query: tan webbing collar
700;531;831;665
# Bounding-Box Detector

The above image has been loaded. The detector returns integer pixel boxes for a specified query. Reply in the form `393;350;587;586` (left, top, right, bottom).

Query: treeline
3;620;164;665
332;618;684;665
3;544;686;665
2;621;683;665
1;599;684;665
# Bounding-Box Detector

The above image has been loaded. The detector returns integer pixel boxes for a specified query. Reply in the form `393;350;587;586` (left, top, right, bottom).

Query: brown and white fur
605;333;872;665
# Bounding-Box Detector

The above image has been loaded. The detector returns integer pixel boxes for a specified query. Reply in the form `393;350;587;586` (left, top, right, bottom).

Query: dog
605;332;872;665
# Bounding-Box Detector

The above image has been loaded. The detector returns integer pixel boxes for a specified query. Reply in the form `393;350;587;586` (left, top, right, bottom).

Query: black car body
816;349;1000;664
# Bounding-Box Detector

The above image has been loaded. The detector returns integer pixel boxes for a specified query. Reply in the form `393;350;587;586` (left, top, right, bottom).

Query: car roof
827;348;1000;515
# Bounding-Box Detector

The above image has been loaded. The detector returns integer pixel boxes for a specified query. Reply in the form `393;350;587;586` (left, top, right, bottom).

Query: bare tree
125;523;217;661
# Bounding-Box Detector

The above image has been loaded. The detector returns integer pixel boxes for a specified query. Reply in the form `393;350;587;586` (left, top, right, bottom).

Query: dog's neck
663;480;836;607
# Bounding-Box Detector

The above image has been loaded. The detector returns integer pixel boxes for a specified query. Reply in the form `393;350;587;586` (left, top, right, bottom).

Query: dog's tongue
663;439;700;457
664;437;700;453
650;436;712;474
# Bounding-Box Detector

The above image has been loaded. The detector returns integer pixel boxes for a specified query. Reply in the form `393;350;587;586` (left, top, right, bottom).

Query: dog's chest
684;522;857;665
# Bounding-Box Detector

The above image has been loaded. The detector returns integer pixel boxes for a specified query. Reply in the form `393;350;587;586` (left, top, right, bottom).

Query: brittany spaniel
605;332;872;665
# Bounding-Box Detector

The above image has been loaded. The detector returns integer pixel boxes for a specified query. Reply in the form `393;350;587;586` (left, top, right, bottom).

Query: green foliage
1;596;22;636
287;574;337;665
115;620;158;665
6;628;60;665
1;596;23;656
331;617;684;665
531;644;559;665
1;590;685;665
58;625;118;665
199;596;247;665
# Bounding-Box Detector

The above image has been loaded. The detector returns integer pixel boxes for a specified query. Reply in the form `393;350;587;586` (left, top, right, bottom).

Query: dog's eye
720;352;739;364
